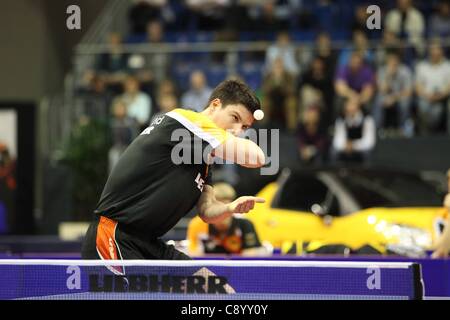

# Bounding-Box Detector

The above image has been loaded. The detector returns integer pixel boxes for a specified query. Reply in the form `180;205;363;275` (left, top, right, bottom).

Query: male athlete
81;80;266;261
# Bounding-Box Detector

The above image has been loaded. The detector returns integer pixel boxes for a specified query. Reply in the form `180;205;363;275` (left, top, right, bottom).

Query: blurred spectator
314;32;338;76
429;0;450;38
335;51;375;110
181;71;213;112
332;97;376;164
0;143;16;234
246;1;290;32
373;52;414;137
0;143;15;191
76;73;113;120
128;20;170;85
296;106;328;165
262;57;297;130
375;30;405;66
385;0;425;54
97;33;129;74
187;183;270;256
351;4;372;36
94;33;130;94
152;93;178;120
157;78;179;99
265;31;300;76
128;0;166;34
120;76;152;129
337;30;375;69
108;99;139;172
298;57;335;128
185;0;229;30
415;41;450;134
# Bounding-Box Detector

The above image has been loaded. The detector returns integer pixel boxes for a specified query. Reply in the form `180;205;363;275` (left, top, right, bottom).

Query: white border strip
166;111;222;148
0;259;414;269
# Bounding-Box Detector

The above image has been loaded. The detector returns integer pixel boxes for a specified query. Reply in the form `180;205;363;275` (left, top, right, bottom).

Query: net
0;260;423;300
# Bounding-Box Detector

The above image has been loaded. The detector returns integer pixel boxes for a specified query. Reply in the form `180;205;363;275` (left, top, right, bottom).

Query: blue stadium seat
238;62;264;91
205;64;228;88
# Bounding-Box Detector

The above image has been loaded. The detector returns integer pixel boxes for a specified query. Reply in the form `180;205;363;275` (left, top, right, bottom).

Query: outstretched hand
226;196;265;214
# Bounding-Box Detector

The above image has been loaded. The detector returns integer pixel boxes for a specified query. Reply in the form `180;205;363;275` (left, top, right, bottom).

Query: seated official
187;183;270;256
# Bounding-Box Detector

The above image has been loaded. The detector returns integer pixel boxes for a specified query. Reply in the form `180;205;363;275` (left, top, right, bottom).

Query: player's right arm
213;134;266;168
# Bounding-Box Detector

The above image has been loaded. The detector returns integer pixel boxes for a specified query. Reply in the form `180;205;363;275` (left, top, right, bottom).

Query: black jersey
206;217;262;254
94;108;231;238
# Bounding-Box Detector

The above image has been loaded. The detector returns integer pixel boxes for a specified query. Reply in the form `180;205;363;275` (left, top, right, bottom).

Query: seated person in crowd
262;57;297;131
265;31;300;76
332;97;376;164
385;0;425;54
429;0;450;38
119;75;152;131
108;99;139;172
187;183;270;257
296;106;328;165
335;51;375;112
415;41;450;134
150;92;178;121
313;32;338;77
336;30;375;70
298;56;334;128
181;70;213;112
374;51;414;137
95;32;130;94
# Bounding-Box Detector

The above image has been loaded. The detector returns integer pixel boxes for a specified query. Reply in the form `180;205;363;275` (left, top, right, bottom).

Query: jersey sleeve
166;108;232;149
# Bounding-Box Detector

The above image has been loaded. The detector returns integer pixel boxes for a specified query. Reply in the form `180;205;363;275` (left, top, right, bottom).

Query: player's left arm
213;134;266;169
197;185;265;224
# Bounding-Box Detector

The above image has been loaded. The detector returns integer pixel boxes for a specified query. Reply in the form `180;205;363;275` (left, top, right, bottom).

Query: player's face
211;102;254;136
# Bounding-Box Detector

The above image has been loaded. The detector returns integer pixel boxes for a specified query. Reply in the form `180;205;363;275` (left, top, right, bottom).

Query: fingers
252;197;266;203
231;196;265;214
234;200;253;214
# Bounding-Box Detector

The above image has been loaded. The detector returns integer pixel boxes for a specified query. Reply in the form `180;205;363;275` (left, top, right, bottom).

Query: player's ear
212;98;222;109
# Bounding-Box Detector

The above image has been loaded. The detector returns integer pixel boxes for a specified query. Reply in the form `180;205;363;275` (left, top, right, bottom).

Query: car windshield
336;171;443;208
274;174;330;212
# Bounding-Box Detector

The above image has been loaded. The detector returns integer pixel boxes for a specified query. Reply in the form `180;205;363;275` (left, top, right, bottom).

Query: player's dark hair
207;79;261;114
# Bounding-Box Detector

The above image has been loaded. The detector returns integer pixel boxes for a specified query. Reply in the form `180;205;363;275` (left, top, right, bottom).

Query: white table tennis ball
253;109;264;121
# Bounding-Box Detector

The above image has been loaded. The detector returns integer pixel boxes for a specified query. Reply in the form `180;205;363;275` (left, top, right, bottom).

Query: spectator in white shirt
332;97;376;164
265;31;299;76
120;76;152;129
181;71;213;112
384;0;425;53
415;42;450;133
373;51;414;136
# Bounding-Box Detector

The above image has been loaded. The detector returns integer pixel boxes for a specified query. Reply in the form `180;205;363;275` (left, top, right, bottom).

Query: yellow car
246;168;448;256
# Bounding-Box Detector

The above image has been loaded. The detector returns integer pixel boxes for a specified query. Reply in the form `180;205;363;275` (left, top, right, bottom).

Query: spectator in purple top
335;51;375;111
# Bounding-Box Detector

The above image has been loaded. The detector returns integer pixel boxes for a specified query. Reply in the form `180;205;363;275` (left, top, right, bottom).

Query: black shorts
81;215;191;261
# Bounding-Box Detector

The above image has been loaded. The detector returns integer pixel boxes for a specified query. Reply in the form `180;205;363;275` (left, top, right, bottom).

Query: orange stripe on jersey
96;216;119;261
